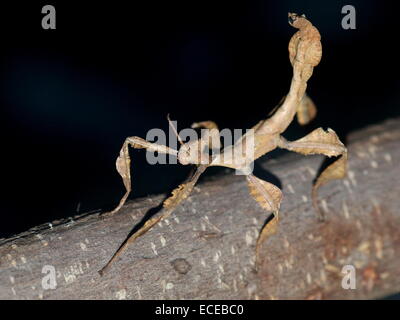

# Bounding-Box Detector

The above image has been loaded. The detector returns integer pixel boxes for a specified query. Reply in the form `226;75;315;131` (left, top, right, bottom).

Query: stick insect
99;13;347;275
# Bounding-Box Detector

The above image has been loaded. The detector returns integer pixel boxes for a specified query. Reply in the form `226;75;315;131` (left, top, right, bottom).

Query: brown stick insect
99;13;348;275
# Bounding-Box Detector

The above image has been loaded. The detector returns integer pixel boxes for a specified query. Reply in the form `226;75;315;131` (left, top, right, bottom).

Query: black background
1;0;399;237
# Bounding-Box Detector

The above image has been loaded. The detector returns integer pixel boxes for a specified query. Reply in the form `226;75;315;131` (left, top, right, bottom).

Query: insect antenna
167;114;184;146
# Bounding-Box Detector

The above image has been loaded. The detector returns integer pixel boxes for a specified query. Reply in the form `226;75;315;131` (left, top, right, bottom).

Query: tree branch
1;118;400;299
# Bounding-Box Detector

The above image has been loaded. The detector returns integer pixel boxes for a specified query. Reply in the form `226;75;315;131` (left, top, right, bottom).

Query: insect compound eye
177;146;191;165
288;14;297;25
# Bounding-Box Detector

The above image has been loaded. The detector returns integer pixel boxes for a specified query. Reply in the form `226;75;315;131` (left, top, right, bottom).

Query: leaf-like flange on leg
116;143;132;191
163;183;193;210
296;93;317;125
256;216;279;270
278;127;347;220
246;174;283;269
164;164;208;208
106;137;178;216
107;142;132;216
279;127;346;157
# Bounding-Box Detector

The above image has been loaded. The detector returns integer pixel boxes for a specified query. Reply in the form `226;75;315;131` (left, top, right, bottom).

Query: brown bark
1;118;399;300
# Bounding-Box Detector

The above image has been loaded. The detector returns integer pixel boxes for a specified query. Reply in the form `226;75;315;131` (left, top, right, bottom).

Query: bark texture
0;118;399;300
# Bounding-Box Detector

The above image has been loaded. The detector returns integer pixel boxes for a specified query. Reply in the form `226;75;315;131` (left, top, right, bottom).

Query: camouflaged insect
99;13;347;275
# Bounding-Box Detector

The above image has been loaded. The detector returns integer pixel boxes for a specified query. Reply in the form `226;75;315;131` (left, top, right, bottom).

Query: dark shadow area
382;293;400;300
253;162;282;190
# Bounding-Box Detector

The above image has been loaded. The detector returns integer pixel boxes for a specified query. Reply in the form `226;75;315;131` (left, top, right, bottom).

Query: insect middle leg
106;136;178;216
277;129;347;220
